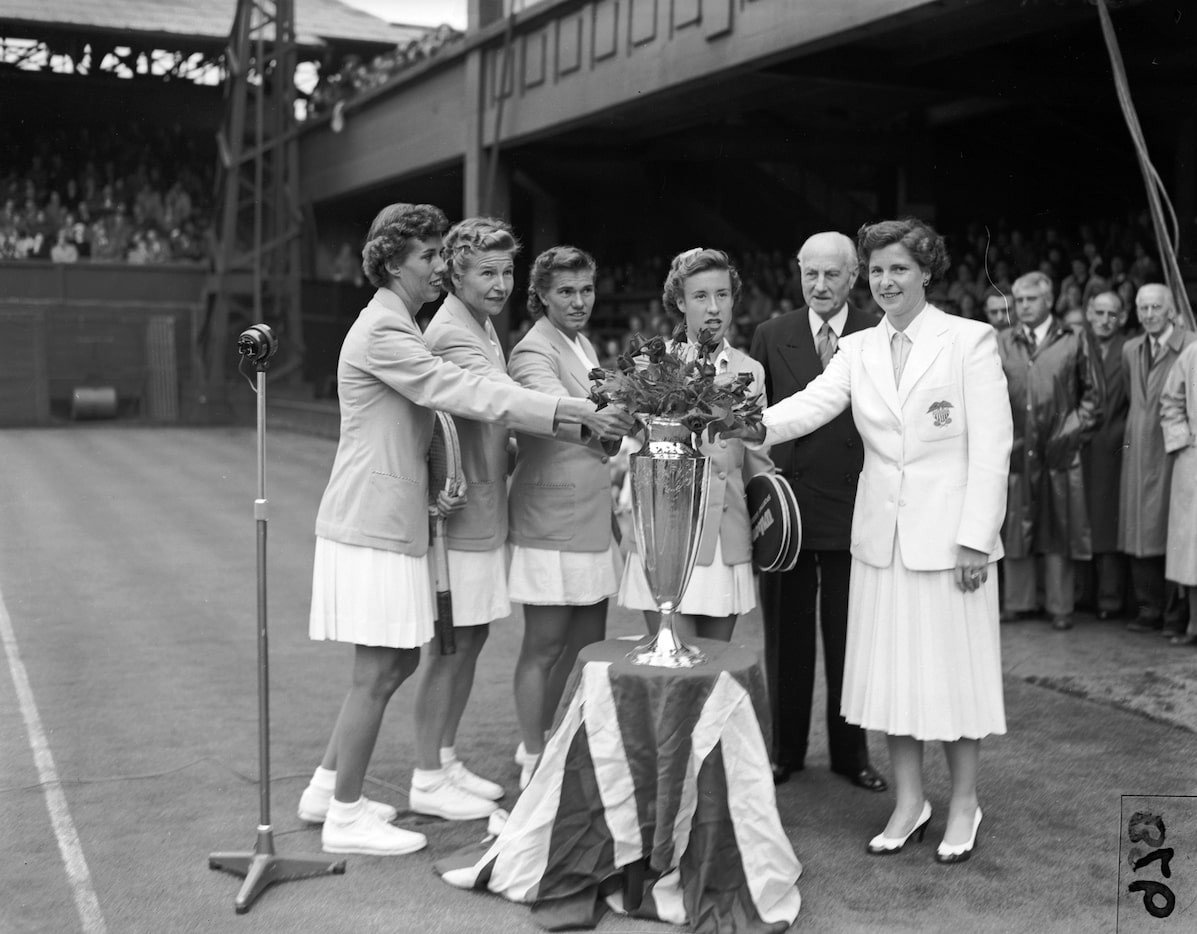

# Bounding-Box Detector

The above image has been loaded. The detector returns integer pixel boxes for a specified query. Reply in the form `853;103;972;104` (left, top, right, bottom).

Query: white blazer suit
763;305;1012;571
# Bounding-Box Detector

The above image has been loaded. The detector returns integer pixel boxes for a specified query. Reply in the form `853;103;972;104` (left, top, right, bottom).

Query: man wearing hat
749;231;886;791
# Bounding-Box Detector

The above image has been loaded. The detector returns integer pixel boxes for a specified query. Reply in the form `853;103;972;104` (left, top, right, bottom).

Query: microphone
237;324;278;364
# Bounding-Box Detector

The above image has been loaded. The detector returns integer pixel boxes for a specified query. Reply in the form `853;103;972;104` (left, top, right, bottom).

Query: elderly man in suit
1079;291;1131;620
1121;284;1195;636
749;231;886;792
998;272;1104;631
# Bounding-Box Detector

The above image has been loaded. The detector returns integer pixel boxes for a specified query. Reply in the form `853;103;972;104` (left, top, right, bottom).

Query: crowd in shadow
0;122;214;265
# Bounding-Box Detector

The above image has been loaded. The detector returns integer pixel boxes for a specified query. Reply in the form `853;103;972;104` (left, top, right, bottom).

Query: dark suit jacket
749;305;878;550
1081;332;1129;552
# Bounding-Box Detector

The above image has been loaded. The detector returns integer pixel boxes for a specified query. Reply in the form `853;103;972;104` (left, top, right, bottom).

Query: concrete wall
298;0;937;206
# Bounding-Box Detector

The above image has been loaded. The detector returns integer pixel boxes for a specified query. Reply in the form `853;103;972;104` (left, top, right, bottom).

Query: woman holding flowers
617;247;774;642
506;245;625;788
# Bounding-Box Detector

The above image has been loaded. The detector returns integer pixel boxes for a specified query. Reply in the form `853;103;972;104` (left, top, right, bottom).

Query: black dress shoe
1170;633;1197;647
1096;609;1119;621
772;763;792;785
835;766;888;792
1126;617;1164;633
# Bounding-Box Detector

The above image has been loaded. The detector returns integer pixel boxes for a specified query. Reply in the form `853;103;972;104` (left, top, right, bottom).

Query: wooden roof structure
0;0;428;53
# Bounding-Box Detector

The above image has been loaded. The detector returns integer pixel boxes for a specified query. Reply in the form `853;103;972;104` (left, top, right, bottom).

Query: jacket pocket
449;479;502;541
911;385;965;442
364;470;420;542
511;482;575;542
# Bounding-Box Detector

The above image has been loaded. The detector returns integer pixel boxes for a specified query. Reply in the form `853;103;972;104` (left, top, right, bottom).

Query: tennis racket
428;411;465;655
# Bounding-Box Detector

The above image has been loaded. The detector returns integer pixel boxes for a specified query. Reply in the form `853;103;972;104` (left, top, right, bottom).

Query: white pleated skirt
446;546;511;627
508;542;622;606
309;537;435;649
842;540;1006;742
618;537;756;616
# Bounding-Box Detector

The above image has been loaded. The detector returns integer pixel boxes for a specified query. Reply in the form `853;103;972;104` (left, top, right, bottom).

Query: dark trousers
1129;555;1186;627
760;549;867;774
1076;553;1129;614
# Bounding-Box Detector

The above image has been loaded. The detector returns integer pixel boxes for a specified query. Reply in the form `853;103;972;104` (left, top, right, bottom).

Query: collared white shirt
881;304;930;347
1027;316;1052;348
1153;324;1175;362
560;328;594;370
808;304;849;342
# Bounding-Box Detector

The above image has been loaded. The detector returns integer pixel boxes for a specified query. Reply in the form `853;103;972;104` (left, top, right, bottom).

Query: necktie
1026;327;1037;353
891;330;911;387
817;322;837;369
1146;338;1156;369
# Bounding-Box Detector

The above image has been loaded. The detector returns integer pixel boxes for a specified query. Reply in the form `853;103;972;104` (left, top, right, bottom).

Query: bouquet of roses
588;326;764;442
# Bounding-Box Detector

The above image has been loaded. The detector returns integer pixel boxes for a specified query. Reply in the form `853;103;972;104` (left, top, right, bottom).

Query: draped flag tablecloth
436;638;802;931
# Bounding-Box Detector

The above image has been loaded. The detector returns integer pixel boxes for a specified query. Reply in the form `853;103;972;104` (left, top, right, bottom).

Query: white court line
0;587;107;934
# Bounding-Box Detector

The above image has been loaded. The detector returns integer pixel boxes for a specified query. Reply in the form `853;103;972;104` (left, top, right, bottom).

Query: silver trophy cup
627;417;710;668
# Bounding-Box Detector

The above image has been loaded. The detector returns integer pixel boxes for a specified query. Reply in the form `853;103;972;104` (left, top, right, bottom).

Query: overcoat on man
998;320;1104;560
1119;326;1196;557
1081;331;1130;553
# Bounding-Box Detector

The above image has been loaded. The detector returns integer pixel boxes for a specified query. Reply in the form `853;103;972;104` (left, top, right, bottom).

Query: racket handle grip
436;592;456;655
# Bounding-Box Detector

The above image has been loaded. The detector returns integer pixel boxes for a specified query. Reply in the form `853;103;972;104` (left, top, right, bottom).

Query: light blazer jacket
314;288;558;556
507;316;614;552
424;293;526;551
762;305;1012;571
693;342;774;567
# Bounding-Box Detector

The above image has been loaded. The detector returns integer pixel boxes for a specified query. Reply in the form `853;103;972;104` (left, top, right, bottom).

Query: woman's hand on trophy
718;422;767;445
585;404;636;442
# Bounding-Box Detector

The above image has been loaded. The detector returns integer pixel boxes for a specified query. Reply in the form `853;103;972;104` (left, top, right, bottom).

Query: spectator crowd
575;212;1168;360
0;122;214;265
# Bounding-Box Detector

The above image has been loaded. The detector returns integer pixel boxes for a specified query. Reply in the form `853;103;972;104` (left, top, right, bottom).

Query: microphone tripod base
209;826;345;914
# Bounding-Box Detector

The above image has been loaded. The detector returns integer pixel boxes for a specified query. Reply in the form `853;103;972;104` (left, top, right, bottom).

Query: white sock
440;746;458;767
311;765;336;789
412;767;447;791
327;796;364;821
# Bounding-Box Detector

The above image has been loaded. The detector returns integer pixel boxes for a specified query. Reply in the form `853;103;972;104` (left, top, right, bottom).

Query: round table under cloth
436;638;802;932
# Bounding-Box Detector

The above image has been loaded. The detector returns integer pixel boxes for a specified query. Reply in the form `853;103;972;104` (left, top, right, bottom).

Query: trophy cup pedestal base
627;622;707;669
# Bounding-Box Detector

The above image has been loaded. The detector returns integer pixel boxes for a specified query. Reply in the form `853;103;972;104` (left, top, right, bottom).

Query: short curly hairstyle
526;245;597;318
360;202;449;289
441;216;521;294
661;247;742;318
856;217;950;283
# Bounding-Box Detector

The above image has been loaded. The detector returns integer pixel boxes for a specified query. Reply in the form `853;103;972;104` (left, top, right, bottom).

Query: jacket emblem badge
927;400;954;427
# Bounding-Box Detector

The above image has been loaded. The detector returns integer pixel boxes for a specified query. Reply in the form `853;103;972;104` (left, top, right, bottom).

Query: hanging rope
1094;0;1195;330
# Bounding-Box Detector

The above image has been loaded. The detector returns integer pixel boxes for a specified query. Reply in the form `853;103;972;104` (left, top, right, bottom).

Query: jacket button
899;499;906;506
601;456;609;464
719;440;728;448
718;471;727;480
722;504;729;511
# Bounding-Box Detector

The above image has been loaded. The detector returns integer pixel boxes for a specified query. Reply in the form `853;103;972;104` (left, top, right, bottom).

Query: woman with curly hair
618;247;774;643
297;204;632;856
736;218;1013;865
506;245;623;788
410;217;624;817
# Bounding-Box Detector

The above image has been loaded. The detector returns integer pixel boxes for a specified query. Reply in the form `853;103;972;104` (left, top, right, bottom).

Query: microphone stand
209;328;345;912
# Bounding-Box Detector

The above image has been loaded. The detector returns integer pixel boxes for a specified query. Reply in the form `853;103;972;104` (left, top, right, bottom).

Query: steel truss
204;0;304;388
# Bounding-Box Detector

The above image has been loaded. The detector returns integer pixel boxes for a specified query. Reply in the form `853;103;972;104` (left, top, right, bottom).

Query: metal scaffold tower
203;0;304;392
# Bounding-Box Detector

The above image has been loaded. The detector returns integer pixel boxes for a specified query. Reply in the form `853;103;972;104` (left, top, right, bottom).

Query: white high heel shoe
867;801;932;855
936;807;982;864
